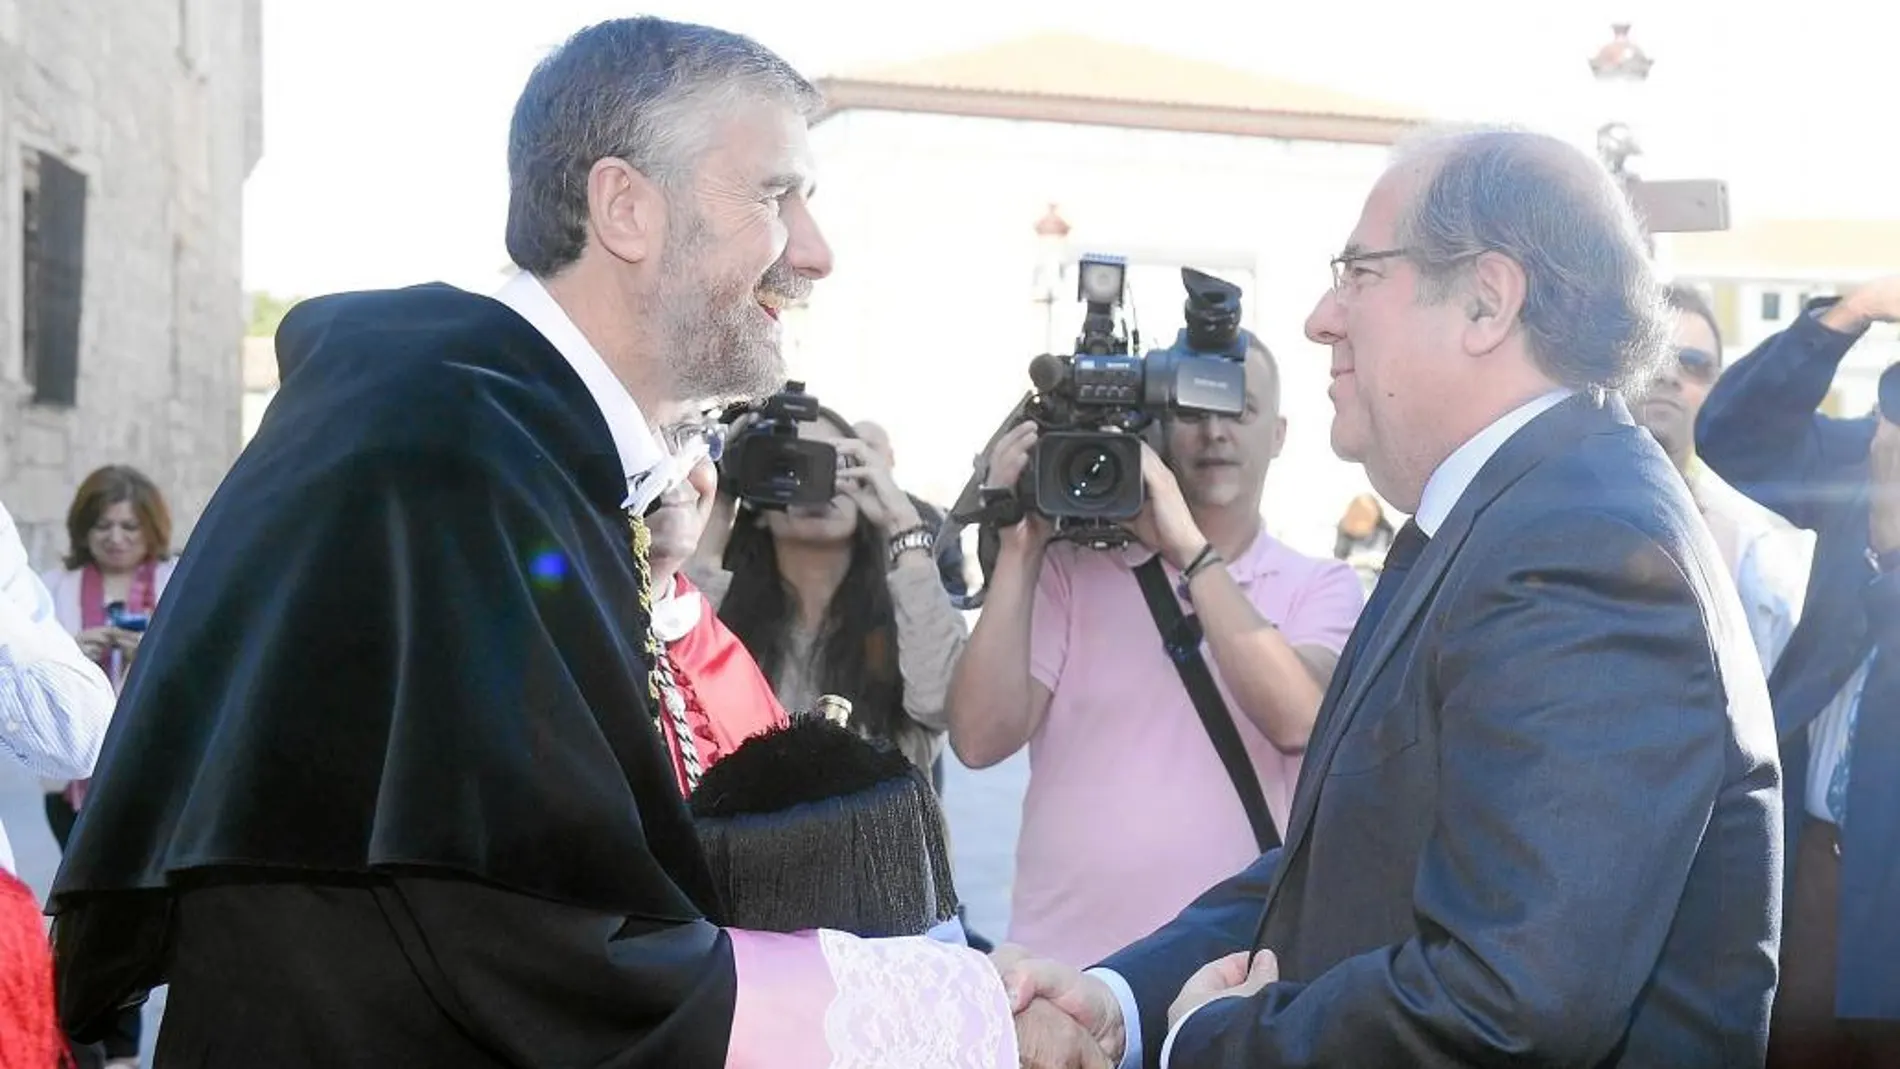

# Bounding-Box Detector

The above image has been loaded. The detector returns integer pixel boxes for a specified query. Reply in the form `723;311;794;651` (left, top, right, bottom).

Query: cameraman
945;338;1363;968
1695;275;1900;1067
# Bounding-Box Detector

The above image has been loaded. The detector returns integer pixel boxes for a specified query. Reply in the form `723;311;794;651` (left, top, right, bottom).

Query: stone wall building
0;0;262;565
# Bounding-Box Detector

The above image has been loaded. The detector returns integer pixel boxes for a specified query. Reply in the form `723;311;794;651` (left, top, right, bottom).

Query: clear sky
242;0;1899;298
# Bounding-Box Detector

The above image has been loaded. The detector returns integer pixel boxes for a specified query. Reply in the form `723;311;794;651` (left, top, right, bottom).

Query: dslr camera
1009;255;1249;543
719;381;851;509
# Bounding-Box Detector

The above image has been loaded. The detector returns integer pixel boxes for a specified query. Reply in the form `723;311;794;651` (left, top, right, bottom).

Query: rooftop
813;33;1425;145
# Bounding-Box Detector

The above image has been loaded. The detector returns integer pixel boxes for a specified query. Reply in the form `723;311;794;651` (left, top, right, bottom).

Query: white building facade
787;38;1420;559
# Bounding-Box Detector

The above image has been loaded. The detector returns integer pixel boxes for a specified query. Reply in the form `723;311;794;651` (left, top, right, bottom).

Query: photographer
1694;274;1900;1067
692;406;969;778
945;337;1363;968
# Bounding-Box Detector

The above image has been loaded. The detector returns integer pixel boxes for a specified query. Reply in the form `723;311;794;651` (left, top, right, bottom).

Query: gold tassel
626;510;662;704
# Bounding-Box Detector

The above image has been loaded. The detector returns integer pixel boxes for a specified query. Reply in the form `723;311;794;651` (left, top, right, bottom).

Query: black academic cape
48;284;740;1066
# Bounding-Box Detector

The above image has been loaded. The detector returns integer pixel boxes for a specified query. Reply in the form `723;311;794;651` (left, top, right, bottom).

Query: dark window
1760;291;1782;322
20;151;86;407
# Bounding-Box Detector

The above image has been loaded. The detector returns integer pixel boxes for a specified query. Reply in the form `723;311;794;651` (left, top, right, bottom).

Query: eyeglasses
1676;347;1719;384
1329;247;1415;294
659;415;727;466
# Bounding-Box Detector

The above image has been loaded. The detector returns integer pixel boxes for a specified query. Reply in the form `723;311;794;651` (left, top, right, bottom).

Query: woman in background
38;464;174;1069
693;408;967;778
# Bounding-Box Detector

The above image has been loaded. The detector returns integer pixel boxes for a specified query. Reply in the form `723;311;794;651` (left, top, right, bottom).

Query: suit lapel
1256;392;1626;923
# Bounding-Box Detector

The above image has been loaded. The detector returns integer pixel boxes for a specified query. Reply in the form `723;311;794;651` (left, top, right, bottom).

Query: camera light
1076;255;1126;307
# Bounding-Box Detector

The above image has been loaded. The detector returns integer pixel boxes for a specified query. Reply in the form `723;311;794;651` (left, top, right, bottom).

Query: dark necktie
1336;520;1430;685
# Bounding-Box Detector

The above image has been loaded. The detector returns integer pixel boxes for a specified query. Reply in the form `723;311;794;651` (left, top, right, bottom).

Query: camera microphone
1028;353;1067;394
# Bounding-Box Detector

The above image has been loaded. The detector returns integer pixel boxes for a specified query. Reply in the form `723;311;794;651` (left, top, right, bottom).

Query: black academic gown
48;284;739;1066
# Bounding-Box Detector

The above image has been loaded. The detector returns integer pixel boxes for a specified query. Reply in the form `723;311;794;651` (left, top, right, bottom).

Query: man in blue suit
995;125;1785;1068
1694;276;1900;1068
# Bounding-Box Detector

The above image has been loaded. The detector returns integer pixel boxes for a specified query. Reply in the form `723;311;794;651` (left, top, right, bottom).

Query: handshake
989;944;1281;1068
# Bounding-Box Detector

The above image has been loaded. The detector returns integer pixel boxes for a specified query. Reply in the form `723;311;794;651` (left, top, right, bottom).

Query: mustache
756;257;811;304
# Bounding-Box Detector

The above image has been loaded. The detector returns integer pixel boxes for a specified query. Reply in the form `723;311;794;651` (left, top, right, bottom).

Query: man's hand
991;944;1126;1065
1821;275;1900;334
1167;949;1278;1032
982;424;1053;557
1871;415;1900;554
1126;443;1206;569
1016;998;1115;1069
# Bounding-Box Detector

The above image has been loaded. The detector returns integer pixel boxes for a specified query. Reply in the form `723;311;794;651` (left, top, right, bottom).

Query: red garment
659;576;788;797
0;871;60;1068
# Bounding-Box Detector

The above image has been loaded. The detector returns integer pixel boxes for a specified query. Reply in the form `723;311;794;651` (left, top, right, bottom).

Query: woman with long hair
693;408;967;776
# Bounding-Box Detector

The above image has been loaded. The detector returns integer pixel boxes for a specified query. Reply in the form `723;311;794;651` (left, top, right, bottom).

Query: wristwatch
888;524;934;568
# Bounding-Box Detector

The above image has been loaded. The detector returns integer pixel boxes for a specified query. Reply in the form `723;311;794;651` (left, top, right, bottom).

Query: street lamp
1031;203;1072;354
1588;22;1653;180
1588;23;1729;235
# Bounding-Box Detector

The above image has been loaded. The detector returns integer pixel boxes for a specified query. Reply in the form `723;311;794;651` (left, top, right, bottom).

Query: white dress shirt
1683;461;1811;678
1112;388;1576;1069
0;500;115;873
1412;389;1575;536
491;272;677;514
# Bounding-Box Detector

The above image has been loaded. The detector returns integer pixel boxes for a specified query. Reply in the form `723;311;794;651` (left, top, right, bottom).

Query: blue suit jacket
1696;302;1900;1022
1102;393;1783;1067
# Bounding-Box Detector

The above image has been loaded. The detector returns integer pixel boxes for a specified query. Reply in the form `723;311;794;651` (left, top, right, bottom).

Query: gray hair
504;18;821;277
1391;125;1670;392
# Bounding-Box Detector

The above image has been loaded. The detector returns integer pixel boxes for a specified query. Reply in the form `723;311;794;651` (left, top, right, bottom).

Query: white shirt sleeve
1085;967;1145;1069
0;501;113;779
1157;995;1239;1068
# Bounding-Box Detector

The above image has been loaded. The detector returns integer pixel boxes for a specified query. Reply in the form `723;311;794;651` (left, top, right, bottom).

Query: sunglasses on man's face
1676;347;1720;384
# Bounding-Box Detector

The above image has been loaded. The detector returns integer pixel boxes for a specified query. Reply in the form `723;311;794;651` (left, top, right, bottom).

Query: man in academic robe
47;18;1024;1067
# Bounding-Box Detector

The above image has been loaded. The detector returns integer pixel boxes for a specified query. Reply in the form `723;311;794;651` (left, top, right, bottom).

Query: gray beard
649;214;785;407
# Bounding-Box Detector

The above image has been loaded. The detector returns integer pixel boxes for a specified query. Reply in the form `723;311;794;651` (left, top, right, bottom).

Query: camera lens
1061;446;1122;501
768;460;801;491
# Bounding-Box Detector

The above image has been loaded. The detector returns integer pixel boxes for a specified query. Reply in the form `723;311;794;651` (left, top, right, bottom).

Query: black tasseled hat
688;717;959;939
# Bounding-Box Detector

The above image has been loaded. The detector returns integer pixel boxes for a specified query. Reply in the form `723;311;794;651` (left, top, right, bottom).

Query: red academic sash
660;576;789;795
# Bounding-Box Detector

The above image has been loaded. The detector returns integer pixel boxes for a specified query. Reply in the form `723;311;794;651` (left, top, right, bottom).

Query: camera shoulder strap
1131;555;1281;855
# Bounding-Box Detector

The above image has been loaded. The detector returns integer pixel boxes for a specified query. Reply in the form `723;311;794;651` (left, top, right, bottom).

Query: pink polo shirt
1008;530;1364;967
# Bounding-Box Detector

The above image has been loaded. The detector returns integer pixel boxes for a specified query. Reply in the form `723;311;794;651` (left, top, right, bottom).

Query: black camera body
1019;256;1249;541
719;381;839;509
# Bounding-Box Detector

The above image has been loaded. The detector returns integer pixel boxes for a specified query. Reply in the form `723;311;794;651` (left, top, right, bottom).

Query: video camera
1001;255;1248;540
937;255;1253;608
718;381;850;509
